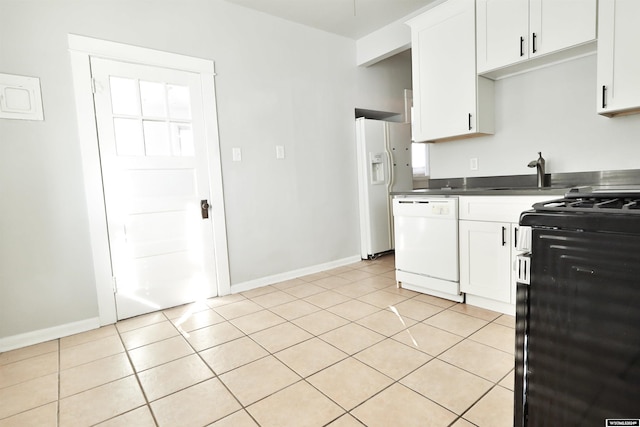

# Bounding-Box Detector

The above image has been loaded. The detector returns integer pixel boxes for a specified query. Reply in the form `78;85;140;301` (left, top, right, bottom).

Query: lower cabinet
458;195;552;314
459;220;512;303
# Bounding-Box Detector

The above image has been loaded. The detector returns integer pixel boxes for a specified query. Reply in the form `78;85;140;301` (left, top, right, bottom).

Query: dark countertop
402;169;640;198
392;186;574;197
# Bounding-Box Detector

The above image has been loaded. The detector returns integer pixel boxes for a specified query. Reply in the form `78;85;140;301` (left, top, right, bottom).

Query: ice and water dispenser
369;152;386;185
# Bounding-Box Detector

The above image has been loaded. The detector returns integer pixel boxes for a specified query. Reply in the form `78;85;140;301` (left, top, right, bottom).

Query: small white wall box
0;73;44;120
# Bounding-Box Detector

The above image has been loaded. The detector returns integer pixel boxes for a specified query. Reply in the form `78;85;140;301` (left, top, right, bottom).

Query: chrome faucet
528;152;546;188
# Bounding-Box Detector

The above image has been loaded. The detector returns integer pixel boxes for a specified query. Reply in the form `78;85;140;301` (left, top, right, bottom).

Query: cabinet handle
602;85;607;109
501;226;507;246
514;227;518;248
468;113;472;131
532;33;537;53
520;36;525;57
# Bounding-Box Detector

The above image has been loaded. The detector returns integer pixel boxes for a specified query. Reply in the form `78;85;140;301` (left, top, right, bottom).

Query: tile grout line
241;260;512;426
236;293;441;424
3;256;516;426
206;278;396;424
57;338;61;427
109;310;255;426
236;262;409;422
169;307;264;427
114;315;163;427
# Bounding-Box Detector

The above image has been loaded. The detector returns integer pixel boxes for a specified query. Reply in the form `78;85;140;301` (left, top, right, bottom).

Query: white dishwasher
393;196;463;302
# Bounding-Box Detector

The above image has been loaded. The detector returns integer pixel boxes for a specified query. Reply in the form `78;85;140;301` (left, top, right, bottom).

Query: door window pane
170;123;194;156
143;120;171;156
167;85;191;119
114;118;144;156
110;77;140;116
140;81;167;117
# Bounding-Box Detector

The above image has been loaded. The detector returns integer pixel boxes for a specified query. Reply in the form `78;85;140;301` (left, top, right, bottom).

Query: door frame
68;34;231;326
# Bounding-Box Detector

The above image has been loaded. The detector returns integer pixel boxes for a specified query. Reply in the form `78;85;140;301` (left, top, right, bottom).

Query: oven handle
516;254;531;285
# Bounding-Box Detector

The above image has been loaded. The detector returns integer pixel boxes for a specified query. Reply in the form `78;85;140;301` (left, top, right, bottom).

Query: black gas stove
533;191;640;212
515;189;640;426
519;191;640;235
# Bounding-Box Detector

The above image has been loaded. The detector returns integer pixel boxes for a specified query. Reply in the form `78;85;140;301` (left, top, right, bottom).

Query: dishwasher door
393;197;459;298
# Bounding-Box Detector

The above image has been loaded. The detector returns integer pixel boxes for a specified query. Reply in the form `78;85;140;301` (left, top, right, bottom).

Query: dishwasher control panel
431;204;450;215
392;196;458;220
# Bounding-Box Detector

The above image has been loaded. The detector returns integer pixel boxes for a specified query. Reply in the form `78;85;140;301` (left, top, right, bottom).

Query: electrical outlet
232;147;242;162
470;157;478;171
276;145;285;159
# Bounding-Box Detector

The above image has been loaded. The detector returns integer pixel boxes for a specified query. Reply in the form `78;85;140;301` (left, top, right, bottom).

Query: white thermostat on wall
0;73;44;121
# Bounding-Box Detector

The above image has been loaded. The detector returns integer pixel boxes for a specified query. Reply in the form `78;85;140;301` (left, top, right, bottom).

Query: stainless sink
487;186;568;191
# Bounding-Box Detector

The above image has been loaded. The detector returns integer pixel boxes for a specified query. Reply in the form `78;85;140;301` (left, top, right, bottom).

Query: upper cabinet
407;0;494;143
477;0;597;77
597;0;640;117
476;0;529;72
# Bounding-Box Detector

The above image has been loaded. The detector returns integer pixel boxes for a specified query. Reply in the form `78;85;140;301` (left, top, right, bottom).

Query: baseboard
231;255;362;294
465;294;515;316
0;256;364;352
0;317;101;353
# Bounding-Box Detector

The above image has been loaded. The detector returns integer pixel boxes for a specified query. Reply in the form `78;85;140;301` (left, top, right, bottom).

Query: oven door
517;226;640;426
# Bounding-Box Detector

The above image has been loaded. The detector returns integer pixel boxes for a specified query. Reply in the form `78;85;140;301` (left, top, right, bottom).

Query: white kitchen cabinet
597;0;640;117
408;0;494;143
477;0;597;76
476;0;529;73
459;219;511;303
458;195;551;314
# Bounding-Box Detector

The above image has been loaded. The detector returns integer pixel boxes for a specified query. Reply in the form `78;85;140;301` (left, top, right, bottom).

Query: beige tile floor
0;255;516;427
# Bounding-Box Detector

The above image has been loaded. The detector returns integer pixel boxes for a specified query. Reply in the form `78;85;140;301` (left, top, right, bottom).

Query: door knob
201;199;210;219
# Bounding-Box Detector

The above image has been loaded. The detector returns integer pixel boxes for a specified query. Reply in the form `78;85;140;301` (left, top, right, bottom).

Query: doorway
69;35;230;324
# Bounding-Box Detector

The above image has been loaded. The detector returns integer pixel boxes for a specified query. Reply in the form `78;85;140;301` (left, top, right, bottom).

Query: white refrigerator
355;117;413;259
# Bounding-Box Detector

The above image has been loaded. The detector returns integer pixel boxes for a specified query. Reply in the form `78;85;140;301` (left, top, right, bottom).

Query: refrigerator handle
384;124;395;248
384;126;394;191
385;150;394;189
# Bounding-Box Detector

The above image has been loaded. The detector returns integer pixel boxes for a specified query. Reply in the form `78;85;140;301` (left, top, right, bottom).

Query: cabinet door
597;0;640;116
476;0;529;73
410;0;478;142
530;0;596;58
460;220;512;303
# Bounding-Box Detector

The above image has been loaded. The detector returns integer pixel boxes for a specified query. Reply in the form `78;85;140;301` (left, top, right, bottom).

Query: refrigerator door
387;122;413;193
356;118;393;258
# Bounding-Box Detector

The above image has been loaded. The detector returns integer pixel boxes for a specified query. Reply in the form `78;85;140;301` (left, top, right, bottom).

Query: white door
91;57;218;320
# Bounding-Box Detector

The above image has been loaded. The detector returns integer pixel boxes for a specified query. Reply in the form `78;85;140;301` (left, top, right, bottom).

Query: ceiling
223;0;438;40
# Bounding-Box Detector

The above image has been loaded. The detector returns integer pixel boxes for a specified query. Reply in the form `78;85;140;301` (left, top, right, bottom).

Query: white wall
356;21;411;67
0;0;410;341
356;51;413;116
430;55;640;178
355;0;446;67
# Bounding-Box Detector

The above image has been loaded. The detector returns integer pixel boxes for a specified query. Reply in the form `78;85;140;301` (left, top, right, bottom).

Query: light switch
232;147;242;162
276;145;285;159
